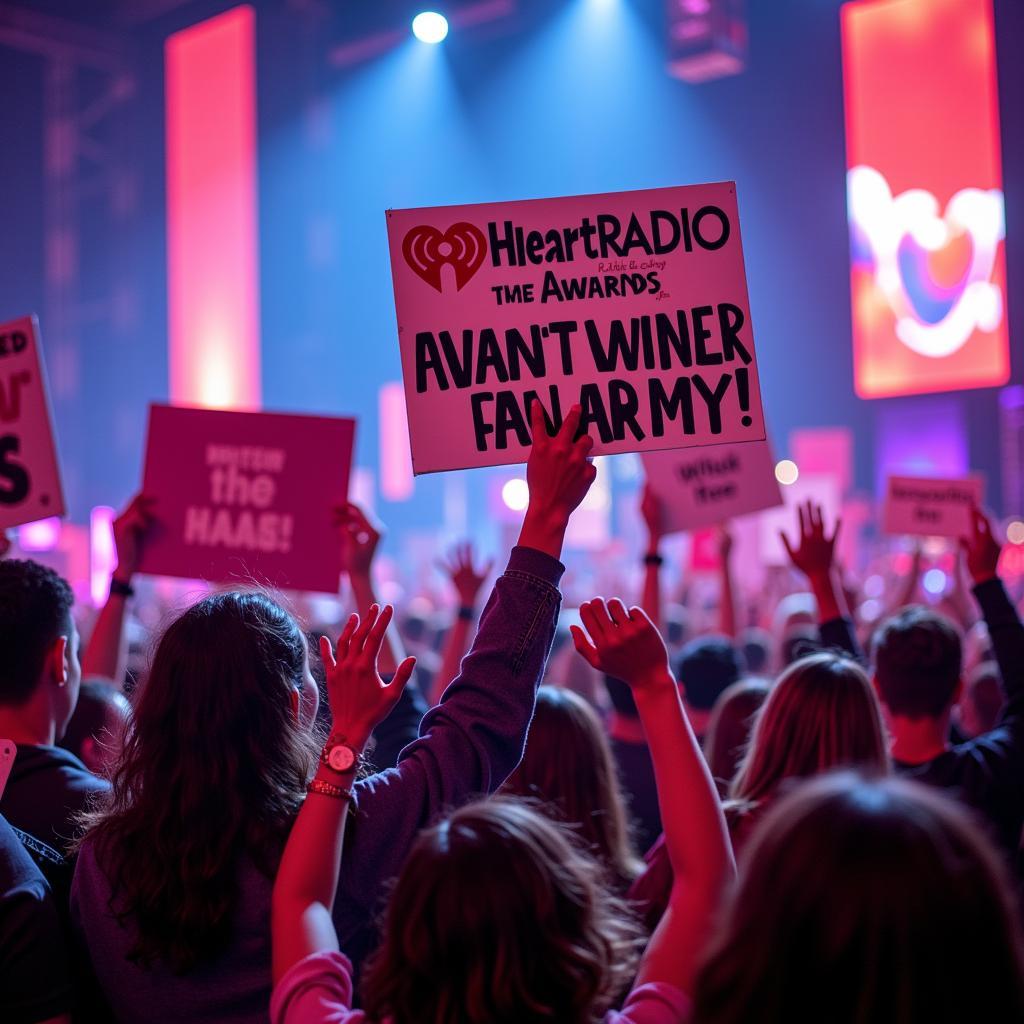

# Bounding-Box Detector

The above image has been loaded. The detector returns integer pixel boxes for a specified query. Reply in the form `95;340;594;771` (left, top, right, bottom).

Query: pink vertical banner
166;5;260;409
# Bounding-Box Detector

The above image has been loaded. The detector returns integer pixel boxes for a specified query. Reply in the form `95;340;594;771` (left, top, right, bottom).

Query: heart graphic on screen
402;222;488;293
847;166;1005;359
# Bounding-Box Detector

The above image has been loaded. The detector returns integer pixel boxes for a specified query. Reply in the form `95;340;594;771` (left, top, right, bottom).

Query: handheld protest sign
0;316;65;529
643;439;782;536
386;183;766;474
139;405;356;593
883;474;984;539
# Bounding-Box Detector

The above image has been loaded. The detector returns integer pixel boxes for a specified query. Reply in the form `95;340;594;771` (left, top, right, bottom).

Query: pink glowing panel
379;382;414;501
790;427;854;497
90;505;116;605
166;5;260;409
18;516;62;552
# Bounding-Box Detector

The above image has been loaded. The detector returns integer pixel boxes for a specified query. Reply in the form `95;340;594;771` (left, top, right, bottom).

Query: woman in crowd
502;684;643;890
691;773;1024;1022
70;404;598;1022
270;597;733;1023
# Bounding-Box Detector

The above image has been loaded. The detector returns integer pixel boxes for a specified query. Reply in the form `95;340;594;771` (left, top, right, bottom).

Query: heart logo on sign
847;166;1005;359
402;222;488;293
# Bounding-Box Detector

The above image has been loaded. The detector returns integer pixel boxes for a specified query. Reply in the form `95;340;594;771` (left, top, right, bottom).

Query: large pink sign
139;404;355;593
386;183;765;474
0;316;65;530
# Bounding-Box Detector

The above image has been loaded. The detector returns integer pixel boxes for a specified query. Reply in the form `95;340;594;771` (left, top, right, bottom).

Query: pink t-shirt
271;951;689;1024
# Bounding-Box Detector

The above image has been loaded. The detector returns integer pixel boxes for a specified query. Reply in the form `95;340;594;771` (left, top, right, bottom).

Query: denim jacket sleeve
332;545;563;958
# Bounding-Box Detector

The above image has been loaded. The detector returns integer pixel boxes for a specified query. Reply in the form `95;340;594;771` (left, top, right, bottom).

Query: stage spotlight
923;568;947;596
774;459;799;486
501;478;530;512
412;11;449;44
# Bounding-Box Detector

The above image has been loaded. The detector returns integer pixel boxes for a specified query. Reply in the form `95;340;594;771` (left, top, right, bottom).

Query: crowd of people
2;402;1024;1023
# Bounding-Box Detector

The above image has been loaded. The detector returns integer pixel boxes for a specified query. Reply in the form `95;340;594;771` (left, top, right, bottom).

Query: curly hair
0;558;74;705
361;797;645;1024
78;591;318;973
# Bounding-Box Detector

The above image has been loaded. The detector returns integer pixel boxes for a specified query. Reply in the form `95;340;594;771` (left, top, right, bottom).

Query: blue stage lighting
412;12;449;44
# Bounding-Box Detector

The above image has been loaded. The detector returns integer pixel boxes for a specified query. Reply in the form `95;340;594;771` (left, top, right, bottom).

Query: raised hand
438;542;493;608
571;597;673;691
641;485;665;551
335;502;383;577
780;500;840;582
518;402;596;558
717;522;734;561
112;494;155;582
319;604;416;747
961;506;1001;585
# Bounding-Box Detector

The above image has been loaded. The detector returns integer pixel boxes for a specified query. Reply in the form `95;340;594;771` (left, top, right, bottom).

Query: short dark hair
0;559;74;706
60;681;123;761
677;635;742;712
873;606;962;719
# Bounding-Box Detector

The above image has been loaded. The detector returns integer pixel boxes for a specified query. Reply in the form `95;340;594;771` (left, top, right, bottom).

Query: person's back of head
779;624;820;667
676;635;742;714
81;590;319;972
503;686;641;885
703;679;771;795
59;681;131;776
362;797;643;1024
0;559;78;734
959;660;1004;738
692;774;1024;1024
739;628;773;677
730;653;889;808
872;605;962;720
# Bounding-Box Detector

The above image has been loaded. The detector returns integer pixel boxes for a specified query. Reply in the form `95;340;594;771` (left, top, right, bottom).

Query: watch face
328;744;356;772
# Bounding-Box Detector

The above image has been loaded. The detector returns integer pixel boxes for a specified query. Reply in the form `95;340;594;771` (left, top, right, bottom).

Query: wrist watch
321;735;360;774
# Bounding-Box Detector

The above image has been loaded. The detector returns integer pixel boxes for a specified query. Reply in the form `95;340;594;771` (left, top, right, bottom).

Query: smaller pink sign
0;316;65;530
139;404;356;593
643;439;782;536
882;474;984;539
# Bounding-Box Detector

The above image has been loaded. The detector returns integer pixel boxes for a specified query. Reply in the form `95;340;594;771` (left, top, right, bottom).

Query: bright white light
923;568;947;596
1007;520;1024;546
774;459;799;486
501;477;530;512
412;11;449;44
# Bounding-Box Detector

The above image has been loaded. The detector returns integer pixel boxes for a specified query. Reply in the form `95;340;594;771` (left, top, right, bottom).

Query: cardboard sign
139;405;356;593
882;474;983;538
386;183;765;474
643;439;782;535
0;316;65;529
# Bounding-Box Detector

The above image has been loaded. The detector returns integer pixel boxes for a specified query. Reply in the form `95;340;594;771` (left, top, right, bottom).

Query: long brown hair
692;774;1024;1023
502;686;642;886
730;653;888;810
79;591;318;972
362;797;644;1024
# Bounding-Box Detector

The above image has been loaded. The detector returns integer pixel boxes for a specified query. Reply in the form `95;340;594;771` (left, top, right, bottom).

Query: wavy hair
692;774;1024;1023
79;591;318;972
502;686;642;887
362;797;645;1024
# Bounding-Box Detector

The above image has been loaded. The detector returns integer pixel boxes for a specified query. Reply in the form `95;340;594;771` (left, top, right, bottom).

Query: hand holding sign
519;403;596;558
112;494;156;583
960;506;1000;586
319;605;416;749
571;599;672;691
641;485;665;551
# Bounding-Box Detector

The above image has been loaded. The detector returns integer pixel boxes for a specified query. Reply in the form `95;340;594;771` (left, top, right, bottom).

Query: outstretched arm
80;495;153;686
272;605;415;983
781;500;863;662
640;485;664;630
572;598;733;996
717;524;738;640
431;543;492;705
336;503;404;678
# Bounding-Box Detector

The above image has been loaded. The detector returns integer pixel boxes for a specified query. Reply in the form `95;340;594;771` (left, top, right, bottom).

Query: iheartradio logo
402;222;487;293
848;165;1005;359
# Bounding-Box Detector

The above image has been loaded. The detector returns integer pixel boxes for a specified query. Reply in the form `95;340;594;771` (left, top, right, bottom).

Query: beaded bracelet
308;778;354;801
